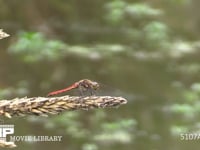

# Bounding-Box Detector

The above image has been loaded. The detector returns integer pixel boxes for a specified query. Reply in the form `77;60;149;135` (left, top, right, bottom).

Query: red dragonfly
47;79;100;96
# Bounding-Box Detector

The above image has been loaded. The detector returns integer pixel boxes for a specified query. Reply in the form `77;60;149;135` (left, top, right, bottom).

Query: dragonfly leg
79;89;84;97
78;86;85;97
88;87;96;96
78;86;96;97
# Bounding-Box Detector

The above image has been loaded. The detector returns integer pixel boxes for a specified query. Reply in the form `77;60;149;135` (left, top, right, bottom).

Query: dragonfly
47;79;100;96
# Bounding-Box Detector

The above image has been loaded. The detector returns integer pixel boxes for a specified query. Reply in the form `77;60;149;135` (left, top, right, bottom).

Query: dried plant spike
0;96;127;118
0;140;16;148
0;29;10;39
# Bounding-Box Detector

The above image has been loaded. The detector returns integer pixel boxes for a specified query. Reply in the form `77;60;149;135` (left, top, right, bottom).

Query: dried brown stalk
0;96;127;118
0;140;16;148
0;29;10;39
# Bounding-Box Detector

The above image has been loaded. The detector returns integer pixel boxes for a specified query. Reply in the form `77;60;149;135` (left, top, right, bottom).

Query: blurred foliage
82;143;98;150
27;111;136;148
143;21;170;50
94;119;136;144
104;1;170;51
7;0;191;68
104;1;162;25
0;80;29;99
166;82;200;137
8;29;200;63
8;31;130;63
170;125;188;136
7;1;172;64
9;32;66;63
169;0;191;5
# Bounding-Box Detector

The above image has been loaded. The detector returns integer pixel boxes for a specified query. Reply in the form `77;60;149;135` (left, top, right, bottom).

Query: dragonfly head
81;79;100;91
92;81;100;90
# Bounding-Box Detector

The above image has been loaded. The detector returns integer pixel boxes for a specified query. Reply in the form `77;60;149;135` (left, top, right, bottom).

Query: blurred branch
0;29;10;39
0;96;127;118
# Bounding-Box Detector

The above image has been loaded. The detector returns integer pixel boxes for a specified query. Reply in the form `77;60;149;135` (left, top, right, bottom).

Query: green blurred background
1;0;200;149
